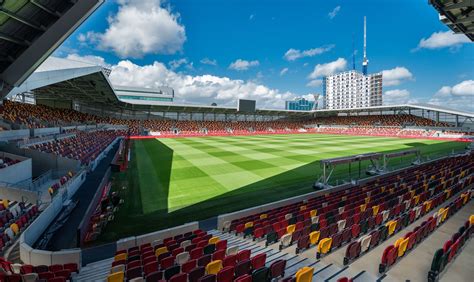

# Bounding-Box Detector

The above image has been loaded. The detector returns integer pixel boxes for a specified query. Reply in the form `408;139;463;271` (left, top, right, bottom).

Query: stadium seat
295;267;313;282
107;271;124;282
189;267;206;282
234;274;252;282
206;260;223;275
317;238;332;258
251;253;266;270
252;267;270;282
216;266;234;282
198;274;217;282
235;259;252;277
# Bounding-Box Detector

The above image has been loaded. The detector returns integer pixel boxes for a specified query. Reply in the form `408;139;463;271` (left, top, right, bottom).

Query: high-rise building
285;97;315;111
323;70;382;110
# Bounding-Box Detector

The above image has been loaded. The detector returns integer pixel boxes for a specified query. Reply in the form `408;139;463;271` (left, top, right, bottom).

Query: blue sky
55;0;473;111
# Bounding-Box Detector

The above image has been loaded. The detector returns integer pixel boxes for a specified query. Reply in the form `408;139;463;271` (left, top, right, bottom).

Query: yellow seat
469;215;474;225
394;238;404;248
244;222;253;229
386;220;397;236
462;193;469;204
309;231;320;245
424;200;432;211
295;267;314;282
286;224;296;234
365;197;370;204
445;189;452;199
114;253;127;262
381;186;386;193
107;271;124;282
360;203;367;212
0;200;9;208
372;205;379;216
260;213;267;220
10;223;19;235
310;209;317;217
206;260;223;275
317;238;332;255
414;195;420;205
409;190;415;198
441;208;449;222
398;238;409;257
300;205;307;211
208;236;219;245
155;246;168;257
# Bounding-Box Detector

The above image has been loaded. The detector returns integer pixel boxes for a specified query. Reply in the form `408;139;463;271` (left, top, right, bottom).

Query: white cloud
169;58;190;70
89;0;186;58
65;54;111;68
228;59;260;71
283;45;334;61
306;79;322;88
200;58;217;66
79;56;297;108
249;14;255;20
434;80;474;97
308;58;347;79
280;68;289;76
416;31;470;50
328;6;341;19
383;89;412;105
382;67;414;86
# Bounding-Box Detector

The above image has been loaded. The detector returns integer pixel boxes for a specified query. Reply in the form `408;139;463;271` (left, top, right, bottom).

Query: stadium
0;0;473;282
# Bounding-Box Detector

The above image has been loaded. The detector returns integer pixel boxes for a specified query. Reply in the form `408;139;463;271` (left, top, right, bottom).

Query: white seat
176;252;190;265
11;263;22;274
285;213;292;220
226;245;239;256
110;264;125;274
129;278;145;282
222;221;231;232
180;240;191;249
338;207;345;214
280;233;292;249
403;200;411;211
21;273;38;282
311;216;319;224
382;210;390;222
337;219;346;232
152;239;163;247
5;228;14;240
359;234;372;253
414;206;422;218
398;196;403;204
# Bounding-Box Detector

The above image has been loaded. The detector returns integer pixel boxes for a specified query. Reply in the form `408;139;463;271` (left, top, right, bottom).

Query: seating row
1;202;40;253
0;259;79;282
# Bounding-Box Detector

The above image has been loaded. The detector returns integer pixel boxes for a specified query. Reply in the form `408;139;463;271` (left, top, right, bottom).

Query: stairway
75;258;113;282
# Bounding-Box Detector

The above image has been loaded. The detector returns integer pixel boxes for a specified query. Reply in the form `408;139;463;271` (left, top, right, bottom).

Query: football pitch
99;134;467;242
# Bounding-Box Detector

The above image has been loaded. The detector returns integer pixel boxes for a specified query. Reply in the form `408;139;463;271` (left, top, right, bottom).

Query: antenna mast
362;16;368;75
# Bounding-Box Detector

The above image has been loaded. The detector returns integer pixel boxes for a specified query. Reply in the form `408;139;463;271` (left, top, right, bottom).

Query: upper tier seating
28;130;125;165
0;157;20;169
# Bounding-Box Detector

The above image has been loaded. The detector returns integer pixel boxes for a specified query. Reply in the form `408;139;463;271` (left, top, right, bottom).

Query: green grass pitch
97;134;467;243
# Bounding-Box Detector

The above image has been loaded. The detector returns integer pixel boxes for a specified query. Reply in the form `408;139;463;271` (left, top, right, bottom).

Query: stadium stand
27;130;126;165
223;154;473;259
0;157;20;169
0;258;79;281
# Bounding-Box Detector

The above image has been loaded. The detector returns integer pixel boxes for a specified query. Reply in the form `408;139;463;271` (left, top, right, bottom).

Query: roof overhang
0;0;104;99
430;0;474;41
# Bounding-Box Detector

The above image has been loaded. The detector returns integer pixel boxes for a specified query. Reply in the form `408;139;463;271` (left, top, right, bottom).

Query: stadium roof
8;56;474;120
430;0;474;41
0;0;104;99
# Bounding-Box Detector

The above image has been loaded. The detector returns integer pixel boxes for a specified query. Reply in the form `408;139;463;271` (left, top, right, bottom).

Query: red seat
216;266;234;282
234;274;252;282
20;264;34;274
234;259;251;277
344;241;361;265
251;253;266;270
38;272;55;280
182;259;197;274
213;249;226;261
216;240;227;251
191;247;204;260
379;245;397;273
161;256;175;270
170;273;188;282
144;261;159;276
237;249;251;262
49;264;63;272
223;255;237;268
351;224;360;238
269;259;286;279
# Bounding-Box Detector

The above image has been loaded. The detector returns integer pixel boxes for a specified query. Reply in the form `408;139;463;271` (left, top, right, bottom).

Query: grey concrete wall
0;129;30;141
0;153;32;184
0;186;39;204
0;143;80;177
33;127;60;136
